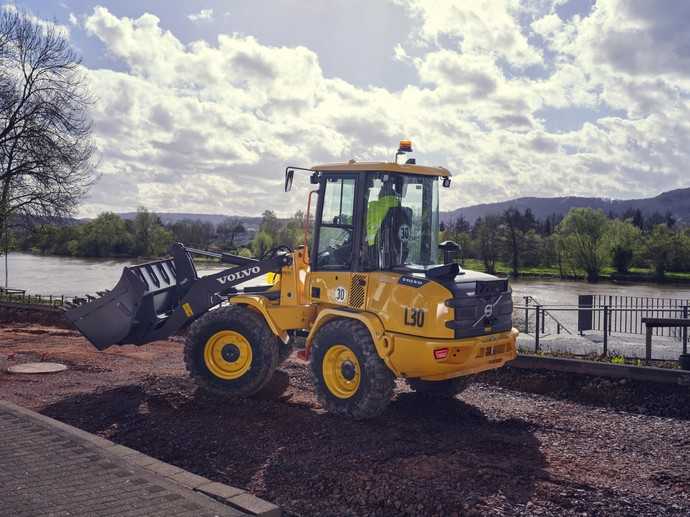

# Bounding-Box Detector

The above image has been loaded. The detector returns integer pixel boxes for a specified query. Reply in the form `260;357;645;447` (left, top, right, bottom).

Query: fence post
541;307;546;334
645;326;653;364
603;305;608;356
683;305;688;354
535;305;541;353
524;296;530;334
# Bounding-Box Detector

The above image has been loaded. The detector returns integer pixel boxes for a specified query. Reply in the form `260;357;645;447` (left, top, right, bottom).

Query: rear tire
408;376;472;397
184;305;279;397
310;319;394;419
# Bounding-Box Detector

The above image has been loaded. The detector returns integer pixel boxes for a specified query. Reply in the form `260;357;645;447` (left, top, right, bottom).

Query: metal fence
585;294;690;339
0;288;77;307
516;298;689;360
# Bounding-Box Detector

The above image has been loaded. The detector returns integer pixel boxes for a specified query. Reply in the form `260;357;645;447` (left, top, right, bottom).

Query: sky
8;0;690;217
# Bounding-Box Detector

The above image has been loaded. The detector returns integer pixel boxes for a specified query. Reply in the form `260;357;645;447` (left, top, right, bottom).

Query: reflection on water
2;252;690;304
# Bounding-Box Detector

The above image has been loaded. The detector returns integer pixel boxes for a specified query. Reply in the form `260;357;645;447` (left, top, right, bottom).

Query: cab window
315;177;355;269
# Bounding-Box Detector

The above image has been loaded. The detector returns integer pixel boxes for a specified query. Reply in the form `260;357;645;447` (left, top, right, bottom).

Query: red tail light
433;347;449;360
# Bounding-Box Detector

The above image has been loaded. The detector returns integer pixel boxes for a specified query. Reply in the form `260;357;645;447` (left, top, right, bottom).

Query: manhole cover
6;362;68;374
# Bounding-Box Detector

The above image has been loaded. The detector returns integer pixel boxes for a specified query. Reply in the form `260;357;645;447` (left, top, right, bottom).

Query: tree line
11;204;690;283
14;208;308;259
444;207;690;281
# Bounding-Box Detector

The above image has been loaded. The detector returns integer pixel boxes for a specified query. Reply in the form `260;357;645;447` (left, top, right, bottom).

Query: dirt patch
0;303;73;328
1;324;689;516
477;366;690;419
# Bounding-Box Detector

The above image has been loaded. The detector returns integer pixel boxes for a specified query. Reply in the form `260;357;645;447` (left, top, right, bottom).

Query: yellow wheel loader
66;141;518;418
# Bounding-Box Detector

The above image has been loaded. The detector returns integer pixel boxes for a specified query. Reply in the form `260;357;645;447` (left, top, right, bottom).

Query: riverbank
463;259;690;284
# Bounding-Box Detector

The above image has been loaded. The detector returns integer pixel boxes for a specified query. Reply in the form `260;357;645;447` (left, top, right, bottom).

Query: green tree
149;225;174;256
474;216;501;274
280;210;307;249
77;213;133;257
603;219;641;274
259;210;282;241
520;230;544;268
132;207;167;257
644;224;679;280
251;231;273;258
556;208;609;282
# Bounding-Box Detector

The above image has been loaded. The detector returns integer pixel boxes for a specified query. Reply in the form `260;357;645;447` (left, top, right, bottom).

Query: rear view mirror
284;168;294;192
439;221;446;232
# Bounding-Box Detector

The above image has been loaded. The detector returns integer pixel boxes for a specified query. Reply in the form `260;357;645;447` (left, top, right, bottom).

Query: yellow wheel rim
203;330;252;380
322;344;361;399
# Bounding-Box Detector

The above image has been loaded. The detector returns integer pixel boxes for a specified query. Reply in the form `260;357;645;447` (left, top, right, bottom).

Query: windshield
364;173;439;269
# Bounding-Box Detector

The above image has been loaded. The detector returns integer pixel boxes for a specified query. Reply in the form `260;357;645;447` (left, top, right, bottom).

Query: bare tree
0;9;94;286
0;8;95;232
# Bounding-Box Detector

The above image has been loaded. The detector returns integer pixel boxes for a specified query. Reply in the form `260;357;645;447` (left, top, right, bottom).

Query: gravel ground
0;323;689;516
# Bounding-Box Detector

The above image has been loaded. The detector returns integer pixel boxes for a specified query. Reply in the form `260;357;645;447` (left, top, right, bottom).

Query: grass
461;259;690;283
518;348;680;369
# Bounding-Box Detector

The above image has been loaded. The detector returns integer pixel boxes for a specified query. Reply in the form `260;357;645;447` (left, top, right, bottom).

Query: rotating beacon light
395;139;413;164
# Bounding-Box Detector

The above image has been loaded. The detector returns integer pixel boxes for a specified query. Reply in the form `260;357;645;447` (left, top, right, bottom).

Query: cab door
308;173;365;308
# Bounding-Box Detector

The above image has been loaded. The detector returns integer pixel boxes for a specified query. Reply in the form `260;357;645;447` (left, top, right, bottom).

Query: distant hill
442;187;690;224
118;212;263;229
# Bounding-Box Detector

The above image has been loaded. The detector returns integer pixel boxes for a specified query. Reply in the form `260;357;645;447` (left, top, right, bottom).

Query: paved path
0;400;279;517
518;333;685;360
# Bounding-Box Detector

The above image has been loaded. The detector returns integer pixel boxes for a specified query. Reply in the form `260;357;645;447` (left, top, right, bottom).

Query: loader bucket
65;255;196;350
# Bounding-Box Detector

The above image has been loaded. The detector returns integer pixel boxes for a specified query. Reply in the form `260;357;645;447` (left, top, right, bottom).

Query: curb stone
0;399;282;517
513;354;690;386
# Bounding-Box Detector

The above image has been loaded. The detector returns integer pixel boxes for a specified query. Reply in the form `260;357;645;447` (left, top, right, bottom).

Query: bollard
524;296;530;334
541;307;546;334
603;306;608;356
535;305;541;352
683;305;688;354
645;326;653;364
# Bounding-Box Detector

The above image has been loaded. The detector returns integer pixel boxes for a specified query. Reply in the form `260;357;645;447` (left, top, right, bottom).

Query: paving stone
0;400;252;517
228;493;282;517
197;481;246;500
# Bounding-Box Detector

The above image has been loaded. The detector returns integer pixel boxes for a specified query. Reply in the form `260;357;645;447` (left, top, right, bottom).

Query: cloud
187;8;214;23
576;0;690;78
66;3;690;218
395;0;543;67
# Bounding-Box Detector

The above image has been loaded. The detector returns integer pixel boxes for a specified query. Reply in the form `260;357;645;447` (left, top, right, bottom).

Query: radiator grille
350;274;367;309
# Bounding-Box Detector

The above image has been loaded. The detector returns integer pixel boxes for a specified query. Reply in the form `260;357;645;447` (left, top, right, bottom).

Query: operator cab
287;141;452;275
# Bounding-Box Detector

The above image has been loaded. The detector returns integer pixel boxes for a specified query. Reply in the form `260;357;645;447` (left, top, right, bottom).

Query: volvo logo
484;304;494;318
217;266;261;285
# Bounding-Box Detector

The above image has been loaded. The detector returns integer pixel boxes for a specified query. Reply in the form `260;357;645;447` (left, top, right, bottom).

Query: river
2;252;690;304
0;252;227;297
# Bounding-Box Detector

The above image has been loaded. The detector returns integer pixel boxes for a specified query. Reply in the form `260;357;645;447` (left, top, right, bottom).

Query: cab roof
311;161;451;178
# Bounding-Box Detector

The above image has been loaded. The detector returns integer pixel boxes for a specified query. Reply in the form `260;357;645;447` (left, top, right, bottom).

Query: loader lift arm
65;242;292;350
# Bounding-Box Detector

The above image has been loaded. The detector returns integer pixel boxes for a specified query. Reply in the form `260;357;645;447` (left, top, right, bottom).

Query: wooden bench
641;317;690;363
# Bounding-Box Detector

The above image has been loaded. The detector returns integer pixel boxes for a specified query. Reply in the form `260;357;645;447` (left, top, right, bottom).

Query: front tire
310;319;394;419
407;376;472;397
184;305;279;397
